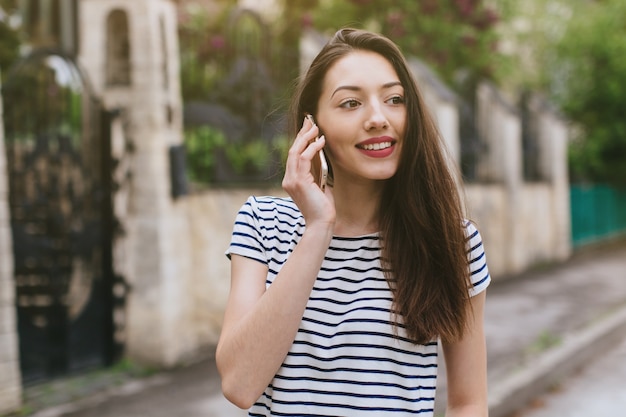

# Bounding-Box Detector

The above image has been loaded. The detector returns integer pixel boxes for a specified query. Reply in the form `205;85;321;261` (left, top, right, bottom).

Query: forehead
322;50;400;92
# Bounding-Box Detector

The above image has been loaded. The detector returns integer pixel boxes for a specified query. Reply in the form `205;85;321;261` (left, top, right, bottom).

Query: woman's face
315;50;406;185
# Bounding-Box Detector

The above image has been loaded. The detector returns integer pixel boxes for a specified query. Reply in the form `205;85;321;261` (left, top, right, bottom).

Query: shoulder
236;196;304;233
242;195;301;221
463;220;481;245
228;196;301;263
463;219;486;261
463;220;491;295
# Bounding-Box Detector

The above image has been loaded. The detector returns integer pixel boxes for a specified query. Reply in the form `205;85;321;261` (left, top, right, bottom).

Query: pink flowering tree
312;0;510;94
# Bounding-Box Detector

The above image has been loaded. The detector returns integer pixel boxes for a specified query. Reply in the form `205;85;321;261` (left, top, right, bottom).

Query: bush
549;0;626;185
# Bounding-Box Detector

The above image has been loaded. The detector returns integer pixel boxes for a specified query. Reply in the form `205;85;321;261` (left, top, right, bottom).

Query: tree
311;0;512;94
547;0;626;185
0;0;20;79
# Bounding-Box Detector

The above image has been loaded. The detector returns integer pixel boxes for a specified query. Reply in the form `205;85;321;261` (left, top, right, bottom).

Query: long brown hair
289;28;471;344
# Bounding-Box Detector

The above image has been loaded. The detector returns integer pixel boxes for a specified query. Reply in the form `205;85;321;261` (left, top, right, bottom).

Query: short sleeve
465;221;491;297
225;196;268;265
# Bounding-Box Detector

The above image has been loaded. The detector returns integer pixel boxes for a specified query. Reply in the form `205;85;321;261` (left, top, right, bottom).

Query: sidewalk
16;238;626;417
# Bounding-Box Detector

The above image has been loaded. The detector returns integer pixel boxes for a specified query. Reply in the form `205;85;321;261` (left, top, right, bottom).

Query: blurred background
0;0;624;416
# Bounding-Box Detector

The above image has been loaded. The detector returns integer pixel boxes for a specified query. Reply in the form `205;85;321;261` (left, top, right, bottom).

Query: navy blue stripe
305;305;391;317
308;296;394;306
229;242;263;255
274;374;436;391
287;351;434;369
470;250;486;264
471;261;488;276
469;240;483;253
301;316;395;328
320;265;385;274
298;328;418;345
466;228;479;241
311;286;390;295
472;273;490;288
292;339;437;356
315;275;387;284
269;386;434;404
280;363;437;377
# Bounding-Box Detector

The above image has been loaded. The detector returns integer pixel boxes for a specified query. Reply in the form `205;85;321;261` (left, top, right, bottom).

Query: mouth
358;141;394;151
356;137;397;157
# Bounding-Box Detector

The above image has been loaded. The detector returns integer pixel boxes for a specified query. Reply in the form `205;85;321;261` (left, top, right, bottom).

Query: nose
364;101;389;131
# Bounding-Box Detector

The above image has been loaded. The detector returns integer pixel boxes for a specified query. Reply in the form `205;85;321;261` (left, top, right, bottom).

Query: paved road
516;333;626;417
33;360;245;417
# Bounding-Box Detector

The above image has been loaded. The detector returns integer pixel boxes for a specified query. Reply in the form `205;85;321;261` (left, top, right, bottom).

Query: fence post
0;68;23;416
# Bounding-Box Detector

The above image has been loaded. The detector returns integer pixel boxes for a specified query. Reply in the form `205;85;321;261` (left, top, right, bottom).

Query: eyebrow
330;81;403;98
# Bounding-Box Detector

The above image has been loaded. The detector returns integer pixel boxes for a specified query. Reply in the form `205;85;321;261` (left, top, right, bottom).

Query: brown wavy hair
288;28;471;344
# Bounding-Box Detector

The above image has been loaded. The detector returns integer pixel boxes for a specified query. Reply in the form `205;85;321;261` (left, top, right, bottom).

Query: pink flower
210;35;226;51
301;12;313;29
386;11;403;26
455;0;477;18
473;8;499;30
421;0;439;15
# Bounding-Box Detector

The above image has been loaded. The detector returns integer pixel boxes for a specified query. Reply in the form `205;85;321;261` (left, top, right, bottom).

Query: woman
217;28;491;416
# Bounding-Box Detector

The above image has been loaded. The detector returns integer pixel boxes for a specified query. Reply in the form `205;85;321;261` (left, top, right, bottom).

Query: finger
293;117;319;150
297;135;326;172
302;135;325;158
285;120;320;174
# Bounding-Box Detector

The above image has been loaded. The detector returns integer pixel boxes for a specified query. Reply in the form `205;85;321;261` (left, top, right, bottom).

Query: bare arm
442;290;489;417
216;117;334;409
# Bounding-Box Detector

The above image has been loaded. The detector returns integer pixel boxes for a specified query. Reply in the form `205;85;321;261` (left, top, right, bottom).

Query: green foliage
548;0;626;185
0;18;20;79
177;2;315;185
185;125;227;183
526;330;561;355
225;139;272;174
311;0;511;90
177;4;233;101
184;125;289;185
177;1;316;104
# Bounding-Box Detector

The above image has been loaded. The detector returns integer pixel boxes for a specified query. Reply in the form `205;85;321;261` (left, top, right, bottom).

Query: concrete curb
29;374;171;417
488;303;626;417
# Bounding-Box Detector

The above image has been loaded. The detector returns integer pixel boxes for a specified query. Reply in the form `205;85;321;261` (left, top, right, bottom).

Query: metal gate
2;49;114;384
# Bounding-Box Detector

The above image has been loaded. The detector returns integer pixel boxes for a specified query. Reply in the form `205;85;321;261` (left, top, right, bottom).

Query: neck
332;178;384;237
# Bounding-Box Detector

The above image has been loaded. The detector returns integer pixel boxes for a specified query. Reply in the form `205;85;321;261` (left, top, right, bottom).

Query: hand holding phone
305;114;329;191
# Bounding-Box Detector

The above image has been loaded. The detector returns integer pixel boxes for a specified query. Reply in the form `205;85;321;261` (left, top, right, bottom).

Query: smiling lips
356;136;396;158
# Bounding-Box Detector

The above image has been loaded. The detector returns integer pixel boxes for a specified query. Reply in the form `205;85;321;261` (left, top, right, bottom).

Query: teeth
362;141;392;151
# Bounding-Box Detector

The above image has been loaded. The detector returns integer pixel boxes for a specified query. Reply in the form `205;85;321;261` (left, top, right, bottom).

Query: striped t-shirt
226;196;491;416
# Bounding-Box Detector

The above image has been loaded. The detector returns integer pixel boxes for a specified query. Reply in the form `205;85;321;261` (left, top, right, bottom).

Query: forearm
443;291;488;417
446;403;488;417
216;224;333;408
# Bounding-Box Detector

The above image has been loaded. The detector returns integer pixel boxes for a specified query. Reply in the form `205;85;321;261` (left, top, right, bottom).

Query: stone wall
79;0;197;366
468;83;571;275
0;73;22;415
185;187;287;348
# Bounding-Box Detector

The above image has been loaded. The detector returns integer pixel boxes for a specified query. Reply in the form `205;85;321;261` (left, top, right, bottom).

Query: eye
386;95;405;105
340;99;360;109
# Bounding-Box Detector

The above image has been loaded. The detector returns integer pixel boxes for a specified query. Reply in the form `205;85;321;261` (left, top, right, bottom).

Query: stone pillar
476;82;524;273
534;98;572;261
0;72;22;415
78;0;195;367
409;58;461;167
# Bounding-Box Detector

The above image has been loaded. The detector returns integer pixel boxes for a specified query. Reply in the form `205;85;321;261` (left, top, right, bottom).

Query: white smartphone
305;114;329;191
